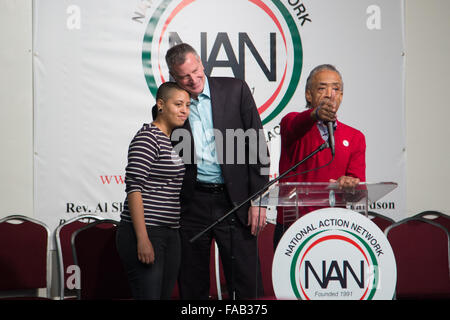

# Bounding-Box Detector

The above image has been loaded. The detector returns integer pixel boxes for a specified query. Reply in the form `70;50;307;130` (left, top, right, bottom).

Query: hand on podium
330;176;360;190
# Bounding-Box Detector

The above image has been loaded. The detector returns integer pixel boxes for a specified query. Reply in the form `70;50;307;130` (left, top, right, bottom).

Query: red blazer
277;109;366;223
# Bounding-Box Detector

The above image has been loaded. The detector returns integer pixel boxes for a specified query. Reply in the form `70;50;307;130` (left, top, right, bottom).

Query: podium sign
272;208;397;300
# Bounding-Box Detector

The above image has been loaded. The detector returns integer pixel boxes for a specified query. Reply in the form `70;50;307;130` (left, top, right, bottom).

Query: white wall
405;0;450;215
0;0;449;220
0;0;33;219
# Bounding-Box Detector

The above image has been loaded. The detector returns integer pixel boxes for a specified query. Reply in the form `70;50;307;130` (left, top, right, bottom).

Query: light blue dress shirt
188;78;224;183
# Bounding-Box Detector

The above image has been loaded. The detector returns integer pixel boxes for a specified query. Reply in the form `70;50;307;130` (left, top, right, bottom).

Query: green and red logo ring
142;0;303;125
290;229;380;300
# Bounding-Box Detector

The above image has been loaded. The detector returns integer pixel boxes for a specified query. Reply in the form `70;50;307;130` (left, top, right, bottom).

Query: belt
195;182;226;193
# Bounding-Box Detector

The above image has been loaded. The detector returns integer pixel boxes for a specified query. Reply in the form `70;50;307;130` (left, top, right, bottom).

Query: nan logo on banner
139;0;309;126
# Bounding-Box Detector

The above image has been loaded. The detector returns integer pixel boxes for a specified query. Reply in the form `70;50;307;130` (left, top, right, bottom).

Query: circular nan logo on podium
272;208;396;300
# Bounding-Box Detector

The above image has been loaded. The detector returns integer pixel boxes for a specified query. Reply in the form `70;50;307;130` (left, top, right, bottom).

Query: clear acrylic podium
255;182;397;225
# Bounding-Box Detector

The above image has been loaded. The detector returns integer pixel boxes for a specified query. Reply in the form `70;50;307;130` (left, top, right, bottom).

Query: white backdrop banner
33;0;406;240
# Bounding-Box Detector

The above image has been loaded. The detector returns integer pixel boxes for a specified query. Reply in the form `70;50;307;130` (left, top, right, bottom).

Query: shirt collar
192;77;210;102
202;77;211;98
317;120;338;142
317;120;337;130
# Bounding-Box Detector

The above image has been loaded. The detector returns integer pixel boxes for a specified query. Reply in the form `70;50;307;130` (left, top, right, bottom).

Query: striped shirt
120;123;185;228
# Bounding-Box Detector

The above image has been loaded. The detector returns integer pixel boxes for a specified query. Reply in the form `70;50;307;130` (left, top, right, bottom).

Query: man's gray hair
165;43;200;72
305;64;343;107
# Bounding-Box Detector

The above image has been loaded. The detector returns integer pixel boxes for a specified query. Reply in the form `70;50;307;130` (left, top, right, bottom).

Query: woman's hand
137;237;155;265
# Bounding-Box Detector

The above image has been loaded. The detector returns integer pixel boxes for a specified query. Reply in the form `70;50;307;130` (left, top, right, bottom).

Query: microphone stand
190;141;329;243
189;141;330;299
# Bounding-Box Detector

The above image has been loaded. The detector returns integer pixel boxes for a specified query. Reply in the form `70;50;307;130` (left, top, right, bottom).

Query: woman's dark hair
151;81;190;120
151;104;158;120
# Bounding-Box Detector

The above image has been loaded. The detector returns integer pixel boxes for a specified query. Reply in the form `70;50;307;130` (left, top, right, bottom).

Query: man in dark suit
166;43;270;299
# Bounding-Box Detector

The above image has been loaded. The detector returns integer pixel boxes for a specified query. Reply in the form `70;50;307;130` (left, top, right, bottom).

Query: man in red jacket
274;64;366;248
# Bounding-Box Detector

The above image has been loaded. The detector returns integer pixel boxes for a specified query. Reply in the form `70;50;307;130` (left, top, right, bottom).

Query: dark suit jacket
173;76;270;225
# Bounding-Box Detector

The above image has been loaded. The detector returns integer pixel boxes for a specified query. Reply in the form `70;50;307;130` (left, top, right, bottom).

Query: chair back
385;217;450;299
367;211;395;231
414;210;450;232
258;223;275;298
55;214;103;299
71;219;132;299
0;215;50;298
209;240;227;299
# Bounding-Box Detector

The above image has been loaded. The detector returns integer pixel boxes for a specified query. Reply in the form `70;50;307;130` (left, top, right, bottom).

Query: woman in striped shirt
116;82;190;300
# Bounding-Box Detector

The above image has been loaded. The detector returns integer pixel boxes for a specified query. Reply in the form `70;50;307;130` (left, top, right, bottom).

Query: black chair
71;219;132;299
0;215;51;299
55;214;103;299
385;217;450;299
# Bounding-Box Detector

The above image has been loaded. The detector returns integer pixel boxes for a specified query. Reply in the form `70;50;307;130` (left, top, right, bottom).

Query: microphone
326;121;335;157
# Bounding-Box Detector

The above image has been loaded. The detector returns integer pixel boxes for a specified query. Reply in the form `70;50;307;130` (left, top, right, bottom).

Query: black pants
178;188;264;300
116;221;181;300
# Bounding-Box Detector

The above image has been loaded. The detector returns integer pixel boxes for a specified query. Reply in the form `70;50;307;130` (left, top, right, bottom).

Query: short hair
151;81;190;120
165;43;200;73
305;64;344;107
